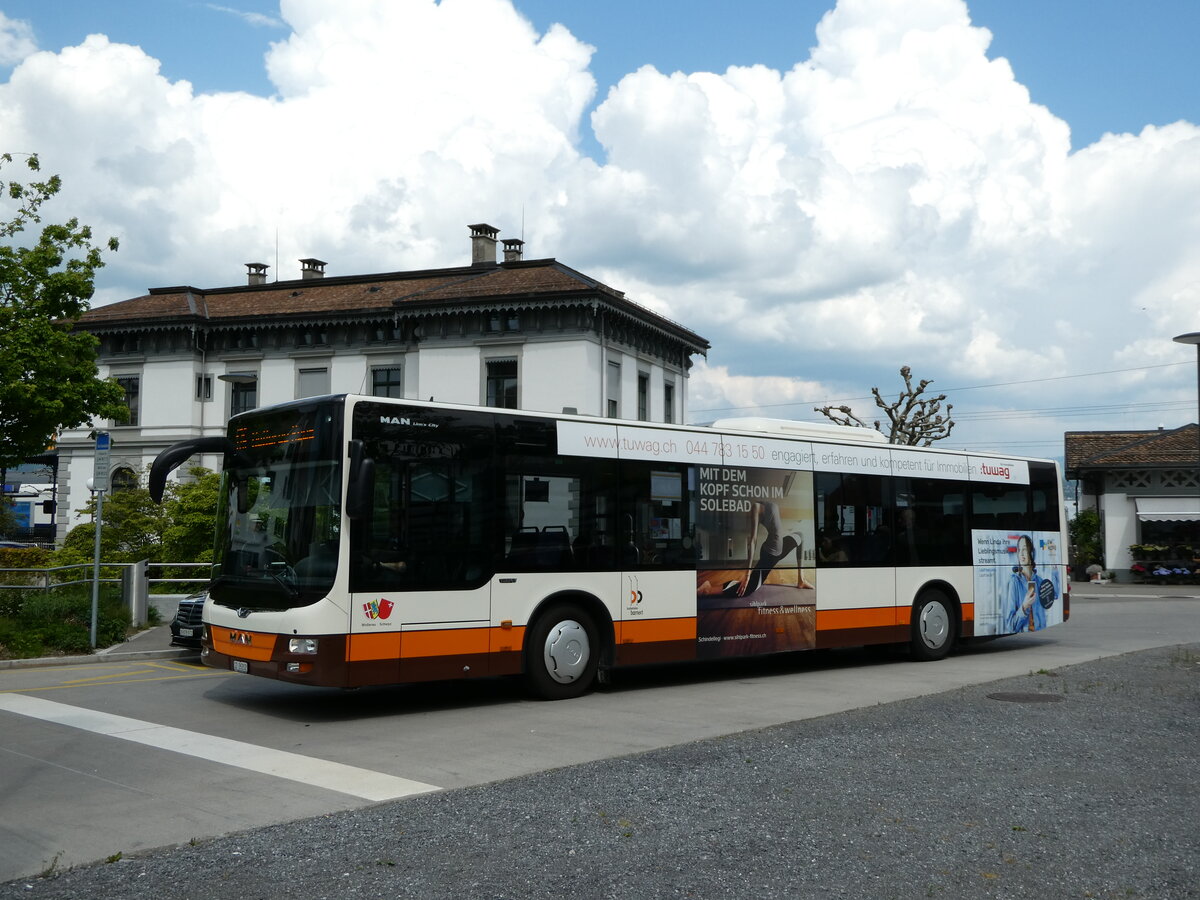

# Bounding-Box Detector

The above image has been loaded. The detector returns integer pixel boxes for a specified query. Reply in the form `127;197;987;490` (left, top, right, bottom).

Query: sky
1;0;1198;461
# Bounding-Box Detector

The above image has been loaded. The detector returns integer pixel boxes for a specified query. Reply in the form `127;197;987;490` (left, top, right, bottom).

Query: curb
0;646;200;671
0;626;201;671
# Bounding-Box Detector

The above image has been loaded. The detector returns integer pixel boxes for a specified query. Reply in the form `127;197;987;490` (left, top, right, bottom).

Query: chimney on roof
502;238;524;262
469;223;499;266
299;258;327;280
245;262;269;286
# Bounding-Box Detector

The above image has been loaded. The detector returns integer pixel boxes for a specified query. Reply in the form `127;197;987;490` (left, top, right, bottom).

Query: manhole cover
987;692;1063;703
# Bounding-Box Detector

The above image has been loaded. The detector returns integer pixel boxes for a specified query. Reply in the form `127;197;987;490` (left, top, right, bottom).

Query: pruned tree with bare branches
815;366;955;446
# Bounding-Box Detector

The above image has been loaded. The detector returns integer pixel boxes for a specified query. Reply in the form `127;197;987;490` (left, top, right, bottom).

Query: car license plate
179;627;194;638
232;660;249;674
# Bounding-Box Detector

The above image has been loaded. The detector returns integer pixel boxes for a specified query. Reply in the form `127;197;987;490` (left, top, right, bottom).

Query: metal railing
0;560;212;626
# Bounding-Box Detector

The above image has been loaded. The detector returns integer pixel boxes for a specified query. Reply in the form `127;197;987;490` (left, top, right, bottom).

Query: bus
149;394;1069;699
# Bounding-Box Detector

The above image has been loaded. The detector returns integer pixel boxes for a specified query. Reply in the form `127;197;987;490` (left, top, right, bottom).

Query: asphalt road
1;585;1197;897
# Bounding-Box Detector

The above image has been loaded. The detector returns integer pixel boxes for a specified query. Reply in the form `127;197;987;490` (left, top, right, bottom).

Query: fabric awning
1135;497;1200;522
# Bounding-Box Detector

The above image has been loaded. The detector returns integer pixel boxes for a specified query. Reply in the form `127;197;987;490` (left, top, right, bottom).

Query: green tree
162;468;221;563
815;365;956;445
1069;507;1102;568
0;152;128;469
54;467;221;566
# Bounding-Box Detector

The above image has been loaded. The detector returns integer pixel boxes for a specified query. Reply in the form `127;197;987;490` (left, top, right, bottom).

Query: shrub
0;584;129;659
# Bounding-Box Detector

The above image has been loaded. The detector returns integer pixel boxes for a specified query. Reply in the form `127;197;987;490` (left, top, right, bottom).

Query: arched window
110;467;138;493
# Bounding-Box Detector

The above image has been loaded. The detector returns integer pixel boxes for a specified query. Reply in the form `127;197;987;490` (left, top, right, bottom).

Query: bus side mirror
346;440;375;520
149;437;234;503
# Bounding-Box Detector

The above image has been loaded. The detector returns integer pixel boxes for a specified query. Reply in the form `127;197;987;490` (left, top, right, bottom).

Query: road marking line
58;670;159;684
0;693;440;802
2;671;231;693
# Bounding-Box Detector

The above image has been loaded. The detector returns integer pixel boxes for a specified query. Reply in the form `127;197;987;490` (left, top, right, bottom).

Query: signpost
90;433;111;648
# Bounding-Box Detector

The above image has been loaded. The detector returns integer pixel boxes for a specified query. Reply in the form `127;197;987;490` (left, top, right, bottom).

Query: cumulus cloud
0;0;1196;453
0;11;36;66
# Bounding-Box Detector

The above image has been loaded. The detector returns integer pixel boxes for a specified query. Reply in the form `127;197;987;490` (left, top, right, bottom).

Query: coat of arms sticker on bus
363;598;394;620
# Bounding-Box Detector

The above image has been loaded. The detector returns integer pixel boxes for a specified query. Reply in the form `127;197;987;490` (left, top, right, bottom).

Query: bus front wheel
524;604;598;700
910;590;956;661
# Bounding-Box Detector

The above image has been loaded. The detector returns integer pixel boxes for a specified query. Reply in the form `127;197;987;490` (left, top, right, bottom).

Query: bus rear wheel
524;604;598;700
910;589;956;661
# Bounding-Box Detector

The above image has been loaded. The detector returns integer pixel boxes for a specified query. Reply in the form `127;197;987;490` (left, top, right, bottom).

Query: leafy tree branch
0;152;127;467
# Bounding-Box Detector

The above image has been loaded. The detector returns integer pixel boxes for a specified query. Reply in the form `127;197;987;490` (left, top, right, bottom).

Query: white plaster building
56;224;709;544
1065;424;1200;577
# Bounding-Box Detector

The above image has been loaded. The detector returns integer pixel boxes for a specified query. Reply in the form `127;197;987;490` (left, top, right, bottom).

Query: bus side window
620;462;694;568
894;478;968;566
971;484;1030;534
815;471;890;566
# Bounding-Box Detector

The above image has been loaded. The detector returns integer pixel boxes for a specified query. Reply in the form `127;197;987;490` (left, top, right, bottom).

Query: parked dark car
169;591;207;647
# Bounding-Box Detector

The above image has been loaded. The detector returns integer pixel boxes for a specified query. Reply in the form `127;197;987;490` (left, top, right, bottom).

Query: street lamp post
1172;332;1200;501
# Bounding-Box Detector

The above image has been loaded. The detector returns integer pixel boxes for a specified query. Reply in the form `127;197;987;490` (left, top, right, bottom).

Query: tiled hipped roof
1065;424;1200;474
77;258;709;351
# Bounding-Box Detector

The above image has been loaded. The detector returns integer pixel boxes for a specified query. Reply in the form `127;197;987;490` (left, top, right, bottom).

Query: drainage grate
987;692;1063;703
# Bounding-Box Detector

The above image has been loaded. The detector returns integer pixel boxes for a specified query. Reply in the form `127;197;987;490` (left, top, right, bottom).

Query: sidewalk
1068;578;1200;599
0;624;198;671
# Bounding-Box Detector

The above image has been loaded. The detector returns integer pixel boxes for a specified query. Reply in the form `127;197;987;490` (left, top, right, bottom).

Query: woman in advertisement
1005;534;1058;632
701;500;813;597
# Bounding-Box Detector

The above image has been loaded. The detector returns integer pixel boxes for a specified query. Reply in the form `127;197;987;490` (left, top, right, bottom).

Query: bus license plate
232;660;249;674
179;628;193;638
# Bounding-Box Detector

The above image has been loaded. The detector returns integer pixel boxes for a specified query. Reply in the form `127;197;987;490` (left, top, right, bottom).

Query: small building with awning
1065;424;1200;577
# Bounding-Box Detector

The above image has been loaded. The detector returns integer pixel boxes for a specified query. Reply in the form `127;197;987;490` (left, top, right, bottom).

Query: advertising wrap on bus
555;420;1030;483
972;530;1065;636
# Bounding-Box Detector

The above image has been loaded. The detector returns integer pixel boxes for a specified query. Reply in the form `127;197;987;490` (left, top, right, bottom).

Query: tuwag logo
363;598;395;620
979;463;1012;480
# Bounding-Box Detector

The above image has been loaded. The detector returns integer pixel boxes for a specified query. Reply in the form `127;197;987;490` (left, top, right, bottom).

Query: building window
230;378;257;416
297;328;328;347
297;367;330;398
606;361;621;418
664;382;675;424
371;322;400;343
196;374;213;401
114;376;140;426
637;372;649;421
110;467;138;493
486;359;518;409
486;311;520;333
371;366;404;398
111;335;141;355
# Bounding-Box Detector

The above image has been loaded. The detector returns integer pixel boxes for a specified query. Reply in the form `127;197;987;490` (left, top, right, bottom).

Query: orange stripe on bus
615;617;697;645
401;626;491;659
211;627;275;661
816;607;897;631
347;632;401;661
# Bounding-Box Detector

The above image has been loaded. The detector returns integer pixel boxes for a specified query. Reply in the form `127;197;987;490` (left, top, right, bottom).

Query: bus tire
524;604;598;700
910;589;956;661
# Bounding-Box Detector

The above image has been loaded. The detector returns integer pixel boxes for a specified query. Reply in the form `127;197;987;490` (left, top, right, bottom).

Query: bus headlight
288;638;319;654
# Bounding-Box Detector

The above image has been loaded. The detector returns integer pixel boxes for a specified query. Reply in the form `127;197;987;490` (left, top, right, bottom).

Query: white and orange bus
150;395;1069;699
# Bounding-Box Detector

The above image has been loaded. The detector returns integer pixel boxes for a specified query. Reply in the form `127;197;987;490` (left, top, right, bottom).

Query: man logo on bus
379;415;438;429
363;598;394;620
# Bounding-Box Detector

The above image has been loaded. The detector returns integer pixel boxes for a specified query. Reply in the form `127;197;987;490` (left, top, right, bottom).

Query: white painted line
0;693;440;802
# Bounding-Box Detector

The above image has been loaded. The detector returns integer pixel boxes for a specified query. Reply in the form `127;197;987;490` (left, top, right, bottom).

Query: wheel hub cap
544;619;589;684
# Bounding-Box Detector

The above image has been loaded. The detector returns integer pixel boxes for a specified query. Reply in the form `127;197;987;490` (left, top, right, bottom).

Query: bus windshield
210;400;343;611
